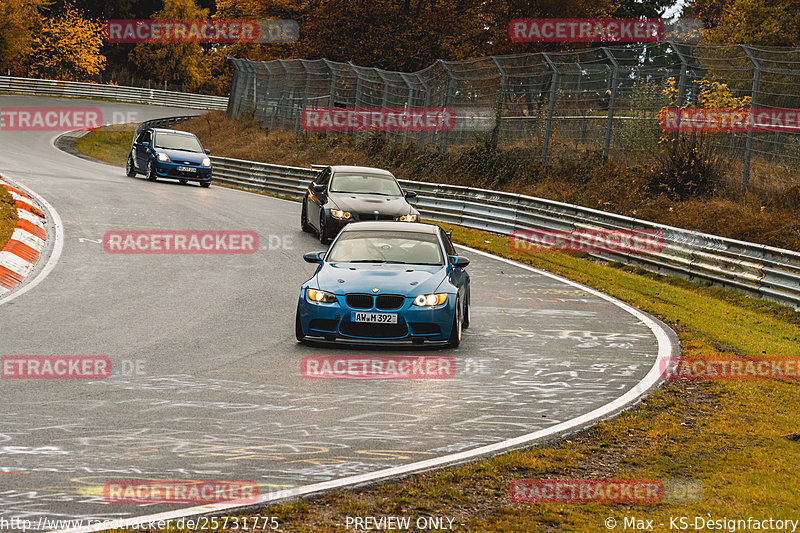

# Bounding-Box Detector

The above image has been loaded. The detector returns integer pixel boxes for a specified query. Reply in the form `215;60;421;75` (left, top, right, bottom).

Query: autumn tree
692;0;800;46
129;0;210;92
0;0;48;76
26;6;106;81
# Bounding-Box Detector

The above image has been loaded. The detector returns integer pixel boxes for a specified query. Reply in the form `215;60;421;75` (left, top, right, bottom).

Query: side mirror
303;251;326;264
404;190;417;199
311;183;326;194
141;141;149;147
449;255;470;268
205;149;211;154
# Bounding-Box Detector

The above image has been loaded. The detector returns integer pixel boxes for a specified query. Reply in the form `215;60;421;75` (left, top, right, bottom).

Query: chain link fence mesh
227;43;800;192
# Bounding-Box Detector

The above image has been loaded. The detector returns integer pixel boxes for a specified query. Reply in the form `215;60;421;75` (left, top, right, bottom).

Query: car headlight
413;293;448;306
399;214;417;222
157;153;170;162
202;157;211;167
307;288;338;303
331;210;352;220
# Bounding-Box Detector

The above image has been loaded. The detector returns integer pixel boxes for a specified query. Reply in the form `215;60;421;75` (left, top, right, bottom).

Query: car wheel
179;179;188;185
447;297;462;348
146;160;157;182
301;198;314;233
462;287;470;329
295;307;306;343
125;156;136;177
319;212;329;244
200;181;211;188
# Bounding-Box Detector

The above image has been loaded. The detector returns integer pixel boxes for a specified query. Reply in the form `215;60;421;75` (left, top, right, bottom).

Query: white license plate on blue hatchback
351;312;398;324
178;166;196;172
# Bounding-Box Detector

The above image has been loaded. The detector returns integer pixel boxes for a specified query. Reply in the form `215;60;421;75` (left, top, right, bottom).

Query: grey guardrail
207;156;799;310
0;76;227;110
133;116;800;310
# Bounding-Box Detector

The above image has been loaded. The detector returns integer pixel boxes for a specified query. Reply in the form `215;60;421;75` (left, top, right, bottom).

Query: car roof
329;165;395;176
150;128;196;135
340;221;439;234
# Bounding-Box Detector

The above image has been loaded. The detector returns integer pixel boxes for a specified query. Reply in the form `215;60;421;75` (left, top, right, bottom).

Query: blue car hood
316;263;447;297
159;148;206;164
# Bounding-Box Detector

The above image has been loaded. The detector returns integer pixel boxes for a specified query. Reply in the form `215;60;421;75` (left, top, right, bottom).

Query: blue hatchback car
126;127;212;187
295;221;470;347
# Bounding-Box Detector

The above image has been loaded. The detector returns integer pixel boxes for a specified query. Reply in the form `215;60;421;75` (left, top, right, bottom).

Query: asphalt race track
0;96;677;529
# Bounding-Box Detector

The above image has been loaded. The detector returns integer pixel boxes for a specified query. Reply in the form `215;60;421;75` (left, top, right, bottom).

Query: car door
307;167;331;229
135;129;152;169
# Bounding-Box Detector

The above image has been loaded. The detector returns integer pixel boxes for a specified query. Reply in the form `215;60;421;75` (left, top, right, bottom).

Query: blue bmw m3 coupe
296;221;470;347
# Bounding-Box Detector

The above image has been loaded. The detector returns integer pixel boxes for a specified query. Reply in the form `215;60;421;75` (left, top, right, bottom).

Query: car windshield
326;230;443;265
329;173;403;195
153;132;204;153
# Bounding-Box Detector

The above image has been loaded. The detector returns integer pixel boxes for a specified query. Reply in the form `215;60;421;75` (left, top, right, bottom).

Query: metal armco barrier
207;154;800;310
0;76;227;110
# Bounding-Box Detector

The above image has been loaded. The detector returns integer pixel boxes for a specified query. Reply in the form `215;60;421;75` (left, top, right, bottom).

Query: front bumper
325;210;420;237
297;292;455;345
153;160;212;182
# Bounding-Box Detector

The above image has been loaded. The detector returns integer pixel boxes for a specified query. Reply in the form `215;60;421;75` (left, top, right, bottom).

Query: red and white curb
0;179;47;295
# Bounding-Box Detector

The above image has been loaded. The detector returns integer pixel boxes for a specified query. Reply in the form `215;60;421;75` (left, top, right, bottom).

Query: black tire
462;287;470;329
125;156;136;177
301;198;314;233
447;297;462;348
319;212;329;244
295;307;306;342
200;181;211;188
146;160;157;182
179;179;188;185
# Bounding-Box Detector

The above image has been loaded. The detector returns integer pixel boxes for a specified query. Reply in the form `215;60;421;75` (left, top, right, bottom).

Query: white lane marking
56;234;677;533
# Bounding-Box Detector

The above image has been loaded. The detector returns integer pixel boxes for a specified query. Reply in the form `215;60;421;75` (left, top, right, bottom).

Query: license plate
351;312;398;324
178;166;196;172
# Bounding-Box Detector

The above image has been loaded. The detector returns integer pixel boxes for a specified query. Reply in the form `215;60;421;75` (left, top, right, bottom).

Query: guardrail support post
602;47;620;162
541;52;559;164
741;44;761;190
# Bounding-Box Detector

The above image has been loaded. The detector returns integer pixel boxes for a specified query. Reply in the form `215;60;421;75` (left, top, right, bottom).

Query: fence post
226;57;241;118
400;72;415;145
323;59;337;107
297;60;312;131
490;56;507;150
602;47;620;162
260;62;274;127
416;73;431;147
541;52;559;164
437;60;457;151
669;41;689;105
350;62;363;107
741;44;761;190
277;59;292;129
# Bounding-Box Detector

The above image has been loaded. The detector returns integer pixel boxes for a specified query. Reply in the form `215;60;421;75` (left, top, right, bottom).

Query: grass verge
73;125;136;167
0;182;18;252
74;128;800;532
